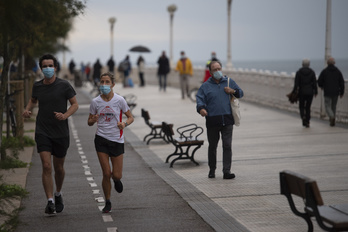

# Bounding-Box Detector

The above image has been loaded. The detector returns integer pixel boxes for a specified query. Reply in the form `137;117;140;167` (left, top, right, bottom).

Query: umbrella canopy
129;45;151;53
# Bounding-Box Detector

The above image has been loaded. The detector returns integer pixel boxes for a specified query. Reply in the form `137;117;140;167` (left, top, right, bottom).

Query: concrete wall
130;66;348;123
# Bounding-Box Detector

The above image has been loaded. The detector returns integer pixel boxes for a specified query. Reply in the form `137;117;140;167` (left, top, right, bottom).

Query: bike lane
17;86;214;232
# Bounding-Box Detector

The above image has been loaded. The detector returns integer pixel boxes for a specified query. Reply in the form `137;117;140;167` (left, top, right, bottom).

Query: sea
228;59;348;80
153;58;348;80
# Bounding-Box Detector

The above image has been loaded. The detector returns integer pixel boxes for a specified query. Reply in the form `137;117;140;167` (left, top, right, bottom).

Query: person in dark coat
157;51;170;91
93;59;102;87
318;57;345;126
68;59;75;75
107;56;115;73
292;59;318;127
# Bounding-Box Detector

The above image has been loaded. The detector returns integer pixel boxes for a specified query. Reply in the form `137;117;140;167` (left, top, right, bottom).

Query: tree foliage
0;0;86;160
0;0;86;59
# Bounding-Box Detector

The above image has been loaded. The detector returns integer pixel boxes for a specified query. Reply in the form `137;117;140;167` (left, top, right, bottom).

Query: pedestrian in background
157;51;170;92
175;51;193;99
203;51;219;83
23;54;79;215
118;55;132;88
88;72;134;213
85;62;91;82
107;56;115;74
292;59;317;128
93;59;102;87
196;61;243;180
137;55;145;87
318;57;345;126
68;59;75;78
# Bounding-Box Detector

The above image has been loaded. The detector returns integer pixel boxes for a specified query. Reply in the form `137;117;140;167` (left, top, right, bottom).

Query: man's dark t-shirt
32;78;76;138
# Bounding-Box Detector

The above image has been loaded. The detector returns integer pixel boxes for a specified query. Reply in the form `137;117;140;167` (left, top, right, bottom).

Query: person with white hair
318;57;345;126
292;59;318;127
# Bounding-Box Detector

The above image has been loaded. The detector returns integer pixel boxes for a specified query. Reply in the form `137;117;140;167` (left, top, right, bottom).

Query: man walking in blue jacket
196;61;243;179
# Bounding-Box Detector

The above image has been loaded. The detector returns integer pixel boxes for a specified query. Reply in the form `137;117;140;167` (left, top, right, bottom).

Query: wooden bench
141;108;167;145
280;170;348;232
162;121;204;168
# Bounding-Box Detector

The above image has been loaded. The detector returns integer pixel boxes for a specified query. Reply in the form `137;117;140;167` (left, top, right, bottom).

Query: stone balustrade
138;66;348;123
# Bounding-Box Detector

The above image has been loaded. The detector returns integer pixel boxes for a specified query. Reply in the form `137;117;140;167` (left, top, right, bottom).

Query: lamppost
324;0;331;64
226;0;233;70
321;0;332;118
108;17;116;57
167;4;177;68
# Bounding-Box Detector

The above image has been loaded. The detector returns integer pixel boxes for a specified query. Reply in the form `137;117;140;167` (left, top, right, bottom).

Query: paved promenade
108;82;348;232
13;81;348;232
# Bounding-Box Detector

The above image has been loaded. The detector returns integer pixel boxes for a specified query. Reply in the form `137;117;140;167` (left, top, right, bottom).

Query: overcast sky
61;0;348;67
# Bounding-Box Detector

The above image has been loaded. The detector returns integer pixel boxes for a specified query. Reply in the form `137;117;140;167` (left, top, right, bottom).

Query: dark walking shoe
302;119;306;127
113;179;123;193
208;170;215;178
45;201;56;216
102;201;112;213
330;118;335;127
55;195;64;213
223;172;236;179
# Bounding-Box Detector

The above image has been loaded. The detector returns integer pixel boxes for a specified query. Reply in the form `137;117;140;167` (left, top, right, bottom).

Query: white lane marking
95;197;105;203
89;182;97;187
107;227;118;232
103;215;113;222
93;189;100;194
78;104;91;109
85;171;92;175
70;117;116;230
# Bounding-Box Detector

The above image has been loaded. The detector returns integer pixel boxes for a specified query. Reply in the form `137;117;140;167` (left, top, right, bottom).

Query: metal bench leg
169;145;201;167
189;145;201;166
166;146;180;163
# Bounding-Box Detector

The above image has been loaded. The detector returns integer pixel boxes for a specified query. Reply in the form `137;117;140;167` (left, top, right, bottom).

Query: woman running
88;72;134;213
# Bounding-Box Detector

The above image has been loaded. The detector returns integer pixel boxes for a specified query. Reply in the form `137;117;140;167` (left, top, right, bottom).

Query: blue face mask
42;67;55;78
99;85;111;95
213;71;223;80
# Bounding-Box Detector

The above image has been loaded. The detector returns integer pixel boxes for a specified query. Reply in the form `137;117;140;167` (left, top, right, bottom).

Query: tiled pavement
96;82;348;232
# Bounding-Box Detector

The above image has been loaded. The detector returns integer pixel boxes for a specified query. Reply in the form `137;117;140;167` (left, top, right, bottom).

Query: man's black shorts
35;133;70;158
94;135;124;157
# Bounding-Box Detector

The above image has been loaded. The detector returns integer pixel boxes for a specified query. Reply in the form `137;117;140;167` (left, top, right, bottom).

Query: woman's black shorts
94;135;124;157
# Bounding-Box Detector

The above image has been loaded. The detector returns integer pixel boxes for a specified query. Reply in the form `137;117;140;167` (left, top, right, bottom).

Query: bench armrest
176;123;204;141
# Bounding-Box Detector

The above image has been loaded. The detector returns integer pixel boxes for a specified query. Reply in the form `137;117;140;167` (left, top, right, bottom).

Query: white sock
55;192;61;197
48;198;54;203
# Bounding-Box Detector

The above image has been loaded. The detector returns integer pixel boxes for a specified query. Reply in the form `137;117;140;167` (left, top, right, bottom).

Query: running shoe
45;201;56;216
55;194;64;213
113;179;123;193
102;201;112;213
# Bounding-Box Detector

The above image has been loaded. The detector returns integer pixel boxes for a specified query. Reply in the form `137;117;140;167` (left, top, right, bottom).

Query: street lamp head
109;17;116;31
167;4;177;14
109;17;116;24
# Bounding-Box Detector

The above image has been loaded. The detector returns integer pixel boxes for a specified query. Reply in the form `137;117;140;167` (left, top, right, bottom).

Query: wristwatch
125;121;129;127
